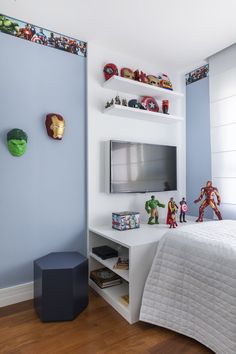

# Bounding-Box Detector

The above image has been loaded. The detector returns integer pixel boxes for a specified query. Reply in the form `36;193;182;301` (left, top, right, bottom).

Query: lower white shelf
103;104;184;124
89;252;129;282
89;279;130;323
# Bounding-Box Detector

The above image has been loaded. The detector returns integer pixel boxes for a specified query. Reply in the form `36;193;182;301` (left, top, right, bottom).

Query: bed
140;220;236;354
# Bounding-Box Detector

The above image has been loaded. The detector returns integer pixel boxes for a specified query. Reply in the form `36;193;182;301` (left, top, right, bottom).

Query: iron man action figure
194;180;222;222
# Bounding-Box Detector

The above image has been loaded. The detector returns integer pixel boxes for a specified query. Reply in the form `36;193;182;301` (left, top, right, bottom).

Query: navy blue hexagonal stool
34;252;88;322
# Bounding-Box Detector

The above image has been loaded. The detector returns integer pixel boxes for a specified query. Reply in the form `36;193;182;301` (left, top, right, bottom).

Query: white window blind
209;44;236;219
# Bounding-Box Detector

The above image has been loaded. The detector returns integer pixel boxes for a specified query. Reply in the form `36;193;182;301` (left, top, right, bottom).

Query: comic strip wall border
0;14;87;57
185;64;209;85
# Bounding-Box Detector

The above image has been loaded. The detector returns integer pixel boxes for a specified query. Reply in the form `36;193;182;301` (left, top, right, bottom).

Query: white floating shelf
103;75;184;100
104;104;184;124
89;252;129;282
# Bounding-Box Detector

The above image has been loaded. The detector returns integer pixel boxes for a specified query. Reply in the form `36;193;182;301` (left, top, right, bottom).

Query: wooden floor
0;289;214;354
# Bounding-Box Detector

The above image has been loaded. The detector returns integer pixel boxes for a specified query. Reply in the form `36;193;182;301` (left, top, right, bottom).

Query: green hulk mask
7;129;28;157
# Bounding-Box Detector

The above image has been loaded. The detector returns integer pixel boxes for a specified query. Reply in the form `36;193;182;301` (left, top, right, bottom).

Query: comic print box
112;211;140;231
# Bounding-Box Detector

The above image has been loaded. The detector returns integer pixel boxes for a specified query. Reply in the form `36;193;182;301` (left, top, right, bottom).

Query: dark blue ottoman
34;252;88;322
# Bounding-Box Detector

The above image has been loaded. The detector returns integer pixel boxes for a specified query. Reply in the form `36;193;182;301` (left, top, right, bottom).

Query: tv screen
110;141;177;193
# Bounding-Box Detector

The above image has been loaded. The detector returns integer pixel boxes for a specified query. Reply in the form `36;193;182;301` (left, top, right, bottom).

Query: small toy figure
134;70;149;83
128;99;146;110
45;114;65;140
162;100;169;114
120;68;135;80
115;95;121;105
105;101;111;109
158;73;173;90
134;70;140;81
122;99;127;106
128;99;140;109
145;195;165;225
166;197;178;228
169;212;178;228
194;180;222;222
7;128;28;157
147;75;159;86
141;96;159;112
179;197;188;223
103;63;118;81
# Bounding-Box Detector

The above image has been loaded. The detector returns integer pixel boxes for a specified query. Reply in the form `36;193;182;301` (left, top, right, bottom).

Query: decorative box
112;211;140;231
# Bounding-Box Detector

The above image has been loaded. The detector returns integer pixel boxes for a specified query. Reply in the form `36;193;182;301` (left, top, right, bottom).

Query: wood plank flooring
0;289;214;354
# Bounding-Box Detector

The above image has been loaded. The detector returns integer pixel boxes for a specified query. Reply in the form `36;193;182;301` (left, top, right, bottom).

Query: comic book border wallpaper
185;64;209;85
0;14;87;57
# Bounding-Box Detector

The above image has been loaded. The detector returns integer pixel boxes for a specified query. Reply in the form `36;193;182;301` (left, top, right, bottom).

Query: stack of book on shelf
90;267;122;289
113;257;129;270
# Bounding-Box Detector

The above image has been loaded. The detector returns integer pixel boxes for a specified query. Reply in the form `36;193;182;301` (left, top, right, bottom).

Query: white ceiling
1;0;236;72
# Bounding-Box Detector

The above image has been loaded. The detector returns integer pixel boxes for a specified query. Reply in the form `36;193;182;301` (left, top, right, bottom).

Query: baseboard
0;282;33;308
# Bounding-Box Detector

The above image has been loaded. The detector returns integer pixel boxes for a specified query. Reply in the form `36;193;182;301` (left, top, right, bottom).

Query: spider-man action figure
194;180;222;222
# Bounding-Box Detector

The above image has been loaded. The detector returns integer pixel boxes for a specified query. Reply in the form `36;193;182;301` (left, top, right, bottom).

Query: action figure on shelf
145;195;165;225
166;197;178;228
105;101;110;109
162;100;169;114
158;73;173;90
179;197;188;223
115;95;121;105
134;70;149;83
105;98;114;108
147;75;159;86
194;180;222;222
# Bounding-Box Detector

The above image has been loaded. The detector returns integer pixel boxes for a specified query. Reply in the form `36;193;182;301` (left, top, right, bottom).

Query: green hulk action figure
145;195;165;225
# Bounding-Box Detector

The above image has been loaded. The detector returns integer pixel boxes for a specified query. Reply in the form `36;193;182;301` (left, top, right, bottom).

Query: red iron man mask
45;114;65;140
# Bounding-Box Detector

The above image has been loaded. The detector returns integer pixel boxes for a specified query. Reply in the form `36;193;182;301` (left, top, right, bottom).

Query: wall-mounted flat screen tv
110;140;177;193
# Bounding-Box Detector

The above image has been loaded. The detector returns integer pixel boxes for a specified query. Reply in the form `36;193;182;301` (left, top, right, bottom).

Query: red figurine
103;63;118;81
194;180;222;222
134;70;149;83
162;100;169;114
166;197;178;228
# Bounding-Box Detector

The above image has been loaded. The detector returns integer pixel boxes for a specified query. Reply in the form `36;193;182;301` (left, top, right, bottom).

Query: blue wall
0;33;86;288
186;77;212;219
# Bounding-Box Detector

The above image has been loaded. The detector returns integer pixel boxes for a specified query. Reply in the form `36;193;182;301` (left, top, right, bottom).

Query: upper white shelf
103;75;184;100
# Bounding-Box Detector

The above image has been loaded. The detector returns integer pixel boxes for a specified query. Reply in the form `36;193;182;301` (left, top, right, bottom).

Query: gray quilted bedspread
140;220;236;354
